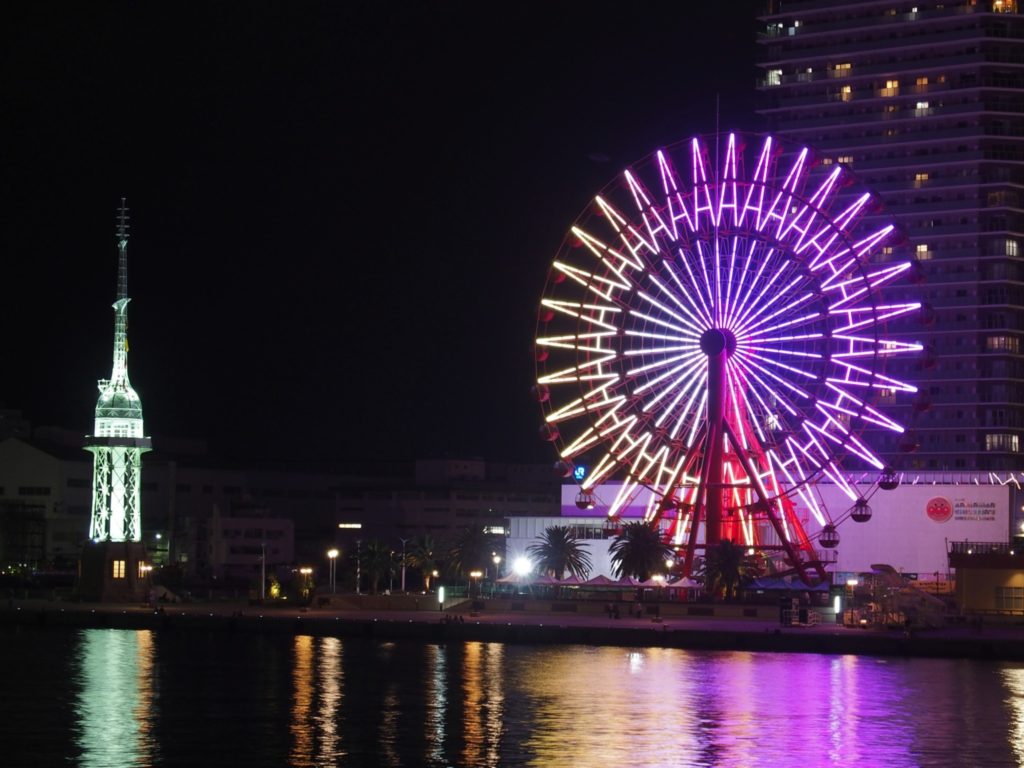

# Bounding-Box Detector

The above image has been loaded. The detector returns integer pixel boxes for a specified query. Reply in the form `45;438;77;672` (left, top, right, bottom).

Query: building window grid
112;560;126;579
996;587;1023;611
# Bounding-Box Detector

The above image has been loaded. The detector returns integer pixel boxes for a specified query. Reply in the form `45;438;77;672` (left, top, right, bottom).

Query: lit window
882;246;894;256
916;244;931;260
880;79;899;97
985;433;1020;452
821;157;833;165
138;561;149;579
837;155;854;166
841;85;852;101
833;62;852;76
1006;239;1019;257
916;101;929;109
915;172;929;182
112;560;126;579
986;335;1020;353
993;0;1017;13
916;76;928;86
767;68;782;86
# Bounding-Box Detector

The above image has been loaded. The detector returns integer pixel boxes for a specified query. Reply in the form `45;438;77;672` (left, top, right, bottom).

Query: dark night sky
2;2;761;463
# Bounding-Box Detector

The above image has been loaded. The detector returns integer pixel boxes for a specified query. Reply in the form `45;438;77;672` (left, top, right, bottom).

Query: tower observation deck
84;199;152;542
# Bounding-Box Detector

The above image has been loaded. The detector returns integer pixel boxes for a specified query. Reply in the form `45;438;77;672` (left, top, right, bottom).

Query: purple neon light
537;132;920;531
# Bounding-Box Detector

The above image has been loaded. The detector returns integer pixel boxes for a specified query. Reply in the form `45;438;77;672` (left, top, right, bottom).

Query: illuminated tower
79;200;152;601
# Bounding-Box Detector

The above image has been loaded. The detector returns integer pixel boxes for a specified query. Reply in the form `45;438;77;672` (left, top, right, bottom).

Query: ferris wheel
534;133;922;583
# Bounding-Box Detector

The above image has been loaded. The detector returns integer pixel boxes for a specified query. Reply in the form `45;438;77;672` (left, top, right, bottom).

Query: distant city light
337;523;362;529
484;526;506;535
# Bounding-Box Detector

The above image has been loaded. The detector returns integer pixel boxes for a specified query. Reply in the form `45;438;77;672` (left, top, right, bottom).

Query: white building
507;474;1023;583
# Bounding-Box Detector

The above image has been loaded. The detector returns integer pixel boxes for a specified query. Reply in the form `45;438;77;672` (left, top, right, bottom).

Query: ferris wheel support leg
720;420;825;585
704;346;727;546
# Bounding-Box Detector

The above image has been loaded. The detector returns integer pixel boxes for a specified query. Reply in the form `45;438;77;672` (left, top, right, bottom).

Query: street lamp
469;569;483;599
356;539;362;595
327;548;339;594
492;553;502;576
260;542;266;602
399;537;410;593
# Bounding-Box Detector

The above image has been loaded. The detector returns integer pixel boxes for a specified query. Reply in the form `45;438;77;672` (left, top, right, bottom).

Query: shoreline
4;600;1024;661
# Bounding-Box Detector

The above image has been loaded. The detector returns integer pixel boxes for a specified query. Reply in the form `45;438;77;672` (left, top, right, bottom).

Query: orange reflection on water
290;635;314;766
460;642;505;767
290;635;345;766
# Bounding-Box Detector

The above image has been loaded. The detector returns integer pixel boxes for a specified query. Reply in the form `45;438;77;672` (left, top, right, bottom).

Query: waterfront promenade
3;596;1023;661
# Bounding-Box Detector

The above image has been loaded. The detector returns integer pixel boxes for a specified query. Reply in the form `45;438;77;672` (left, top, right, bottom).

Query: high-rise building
756;0;1024;471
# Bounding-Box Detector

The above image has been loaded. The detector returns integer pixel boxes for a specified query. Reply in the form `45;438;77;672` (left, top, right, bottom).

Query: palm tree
702;539;754;601
446;527;495;580
407;534;440;591
360;539;395;594
608;521;672;582
527;526;592;580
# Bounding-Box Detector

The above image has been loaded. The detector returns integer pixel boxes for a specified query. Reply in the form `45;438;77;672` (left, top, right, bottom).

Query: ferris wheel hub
699;328;736;357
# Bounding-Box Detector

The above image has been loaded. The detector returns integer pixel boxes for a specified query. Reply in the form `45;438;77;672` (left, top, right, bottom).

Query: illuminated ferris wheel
534;133;922;583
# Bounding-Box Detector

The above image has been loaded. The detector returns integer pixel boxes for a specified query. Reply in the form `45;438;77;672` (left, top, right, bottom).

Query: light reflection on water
72;628;157;768
17;628;1022;767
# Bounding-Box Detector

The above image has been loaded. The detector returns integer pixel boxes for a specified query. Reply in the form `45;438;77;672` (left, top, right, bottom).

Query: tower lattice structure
85;199;152;542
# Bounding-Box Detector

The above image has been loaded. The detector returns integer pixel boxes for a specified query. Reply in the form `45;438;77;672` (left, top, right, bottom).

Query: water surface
3;627;1022;767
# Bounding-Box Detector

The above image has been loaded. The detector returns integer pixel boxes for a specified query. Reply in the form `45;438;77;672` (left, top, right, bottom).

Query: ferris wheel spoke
733;281;814;339
594;196;659;264
832;335;924;359
830;303;921;335
551;260;632;303
781;166;843;251
802;193;873;267
656;364;707;431
725;242;772;330
643;274;709;330
570;226;644;282
696;242;719;322
665;259;713;327
540;298;622;331
822;382;905;432
729;259;800;334
545;383;626;424
828;356;919;393
623;170;681;250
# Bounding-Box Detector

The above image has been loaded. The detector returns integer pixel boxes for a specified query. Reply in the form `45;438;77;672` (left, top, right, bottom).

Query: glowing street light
513;557;532;577
469;570;483;599
327;548;339;594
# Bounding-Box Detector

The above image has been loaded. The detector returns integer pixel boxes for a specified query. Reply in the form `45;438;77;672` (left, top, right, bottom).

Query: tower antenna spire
116;197;130;301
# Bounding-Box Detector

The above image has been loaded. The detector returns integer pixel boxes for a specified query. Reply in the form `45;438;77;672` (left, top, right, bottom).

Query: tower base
78;540;151;603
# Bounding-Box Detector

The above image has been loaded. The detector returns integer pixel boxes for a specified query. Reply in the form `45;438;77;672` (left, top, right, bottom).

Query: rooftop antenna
116;197;130;301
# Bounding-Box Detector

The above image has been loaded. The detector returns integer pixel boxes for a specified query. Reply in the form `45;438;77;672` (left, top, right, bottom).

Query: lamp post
469;570;483;599
327;548;339;594
399;537;410;593
260;542;266;602
356;539;362;595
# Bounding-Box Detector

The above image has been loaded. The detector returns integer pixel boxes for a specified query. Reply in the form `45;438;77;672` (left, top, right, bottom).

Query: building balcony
948;540;1024;569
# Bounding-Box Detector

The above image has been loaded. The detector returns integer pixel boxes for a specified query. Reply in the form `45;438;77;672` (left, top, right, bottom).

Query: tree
360;539;395;594
608;521;672;582
407;534;440;591
446;527;495;581
702;539;755;601
527;526;592;580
